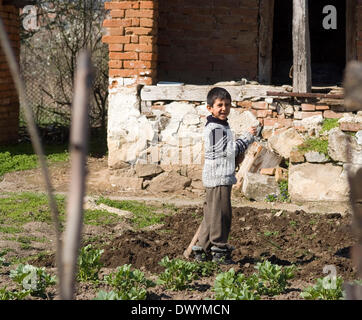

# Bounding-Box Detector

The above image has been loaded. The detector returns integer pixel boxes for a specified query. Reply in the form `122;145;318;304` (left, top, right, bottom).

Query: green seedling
213;268;260;300
104;264;155;300
300;276;344;300
94;290;121;300
253;260;296;296
9;264;56;298
157;256;199;291
0;287;31;300
77;244;104;282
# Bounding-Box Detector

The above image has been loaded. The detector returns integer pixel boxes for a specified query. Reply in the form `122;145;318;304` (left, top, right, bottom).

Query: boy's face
207;98;231;121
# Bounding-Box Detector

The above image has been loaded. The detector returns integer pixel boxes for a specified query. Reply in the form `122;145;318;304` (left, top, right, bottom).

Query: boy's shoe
192;245;210;262
211;245;235;265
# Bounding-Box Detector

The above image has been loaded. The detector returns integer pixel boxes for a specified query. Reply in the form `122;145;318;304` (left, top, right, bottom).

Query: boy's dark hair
207;87;232;106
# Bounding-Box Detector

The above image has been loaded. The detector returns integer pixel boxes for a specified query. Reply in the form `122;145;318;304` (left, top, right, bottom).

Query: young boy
192;87;257;264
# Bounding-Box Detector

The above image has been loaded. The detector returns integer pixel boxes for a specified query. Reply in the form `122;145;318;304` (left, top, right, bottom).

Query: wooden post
292;0;312;93
346;0;357;63
60;50;92;300
343;61;362;300
258;0;275;84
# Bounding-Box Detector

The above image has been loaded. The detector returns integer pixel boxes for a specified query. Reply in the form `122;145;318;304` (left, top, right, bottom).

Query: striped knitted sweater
202;115;254;188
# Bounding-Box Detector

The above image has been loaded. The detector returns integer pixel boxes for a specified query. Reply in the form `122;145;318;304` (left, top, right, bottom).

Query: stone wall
106;83;362;202
0;3;20;144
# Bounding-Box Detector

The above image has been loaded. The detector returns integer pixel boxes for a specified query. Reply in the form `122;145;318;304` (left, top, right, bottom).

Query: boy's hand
248;126;258;136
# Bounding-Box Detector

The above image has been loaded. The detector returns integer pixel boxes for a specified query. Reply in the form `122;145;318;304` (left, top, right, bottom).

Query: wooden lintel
267;91;344;99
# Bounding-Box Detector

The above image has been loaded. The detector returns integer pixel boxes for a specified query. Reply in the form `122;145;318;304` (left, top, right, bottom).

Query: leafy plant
9;264;56;297
104;264;155;300
300;276;344;300
195;260;220;277
0;251;10;267
265;194;278;203
157;256;199;290
94;290;121;300
77;244;104;281
0;287;31;300
278;181;290;202
253;261;296;296
264;230;279;237
213;268;260;300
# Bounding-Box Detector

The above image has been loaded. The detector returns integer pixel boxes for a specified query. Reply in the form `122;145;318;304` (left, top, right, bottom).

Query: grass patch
297;137;329;156
84;209;124;226
0;193;126;234
320;118;339;133
0;143;69;178
96;197;166;229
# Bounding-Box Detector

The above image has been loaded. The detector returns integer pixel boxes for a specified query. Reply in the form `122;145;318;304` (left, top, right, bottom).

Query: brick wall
0;4;20;144
158;0;259;84
102;0;158;86
357;0;362;61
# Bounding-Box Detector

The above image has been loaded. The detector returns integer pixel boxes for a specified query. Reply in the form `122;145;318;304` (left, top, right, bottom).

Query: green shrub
104;264;155;300
9;264;56;297
300;276;344;300
77;244;104;281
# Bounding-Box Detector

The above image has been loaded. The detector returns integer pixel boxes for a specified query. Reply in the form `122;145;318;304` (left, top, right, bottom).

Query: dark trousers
196;185;232;252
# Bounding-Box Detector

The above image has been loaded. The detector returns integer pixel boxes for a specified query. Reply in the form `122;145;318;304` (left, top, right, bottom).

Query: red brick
263;118;278;127
315;105;330;111
252;101;268;110
125;27;154;35
301;111;323;119
109;69;137;77
139;36;154;44
125;9;155;19
109;52;138;60
339;122;362;132
105;2;140;10
277;119;293;128
256;109;272;118
102;35;131;44
323;110;343;119
103;19;132;28
106;27;125;36
140;1;158;9
124;60;154;69
140;18;154;28
109;44;124;52
110;10;125;18
260;168;276;176
139;52;157;61
237;100;252;108
109;60;123;68
124;43;155;52
301;103;316;111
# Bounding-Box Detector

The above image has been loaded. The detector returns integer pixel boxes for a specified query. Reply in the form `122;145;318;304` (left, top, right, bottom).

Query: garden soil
0;157;358;300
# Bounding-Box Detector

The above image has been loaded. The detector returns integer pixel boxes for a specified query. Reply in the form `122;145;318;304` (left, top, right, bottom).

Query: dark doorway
272;0;346;86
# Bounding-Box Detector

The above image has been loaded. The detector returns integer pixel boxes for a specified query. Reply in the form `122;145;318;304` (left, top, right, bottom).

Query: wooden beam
258;0;275;84
141;84;288;101
292;0;312;93
346;0;357;62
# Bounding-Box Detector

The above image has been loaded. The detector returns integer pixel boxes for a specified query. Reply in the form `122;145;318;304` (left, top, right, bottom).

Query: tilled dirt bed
26;204;357;300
